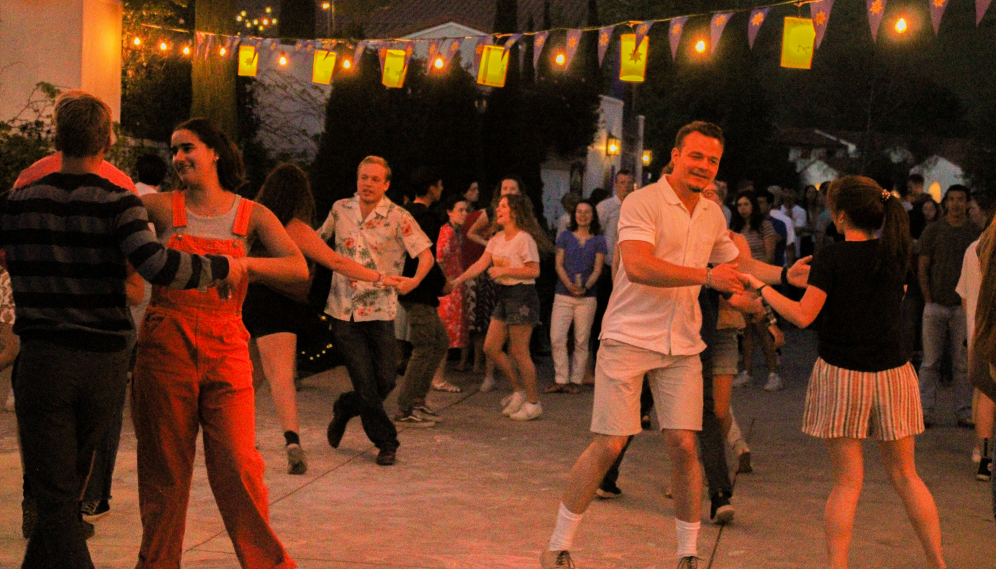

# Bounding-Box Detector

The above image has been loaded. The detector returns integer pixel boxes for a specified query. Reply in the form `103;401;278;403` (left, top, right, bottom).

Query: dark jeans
397;302;449;413
81;333;132;505
14;339;129;569
589;267;614;358
329;318;399;451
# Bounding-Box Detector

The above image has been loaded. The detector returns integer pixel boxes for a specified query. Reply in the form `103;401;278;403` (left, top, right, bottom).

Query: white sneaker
763;372;784;391
732;371;751;388
501;391;527;416
509;401;542;421
479;375;496;392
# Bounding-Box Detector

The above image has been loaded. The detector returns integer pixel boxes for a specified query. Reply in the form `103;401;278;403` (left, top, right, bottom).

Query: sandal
563;384;581;394
432;381;462;393
543;384;568;394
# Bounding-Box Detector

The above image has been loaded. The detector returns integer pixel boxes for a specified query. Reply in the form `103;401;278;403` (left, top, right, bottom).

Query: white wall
0;0;122;120
584;95;623;196
911;156;965;200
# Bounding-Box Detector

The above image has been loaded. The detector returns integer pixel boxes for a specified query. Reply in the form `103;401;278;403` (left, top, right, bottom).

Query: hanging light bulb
133;37;142;46
182;46;191;55
895;18;908;33
555;52;566;65
279;54;288;65
160;42;168;51
343;59;351;69
695;40;706;53
434;57;444;69
220;47;226;56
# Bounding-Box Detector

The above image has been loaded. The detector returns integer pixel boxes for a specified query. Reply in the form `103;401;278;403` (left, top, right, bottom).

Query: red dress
437;223;469;348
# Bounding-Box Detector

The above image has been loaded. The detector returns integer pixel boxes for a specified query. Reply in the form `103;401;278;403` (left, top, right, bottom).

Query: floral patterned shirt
318;194;431;322
0;267;15;325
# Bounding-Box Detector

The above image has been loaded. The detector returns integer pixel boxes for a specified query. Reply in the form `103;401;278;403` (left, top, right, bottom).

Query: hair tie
880;189;891;203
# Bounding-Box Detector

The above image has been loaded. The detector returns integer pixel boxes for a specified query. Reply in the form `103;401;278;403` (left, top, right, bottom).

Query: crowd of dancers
2;90;995;569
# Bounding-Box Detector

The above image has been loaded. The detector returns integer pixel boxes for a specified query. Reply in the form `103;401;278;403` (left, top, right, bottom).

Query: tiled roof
362;0;591;39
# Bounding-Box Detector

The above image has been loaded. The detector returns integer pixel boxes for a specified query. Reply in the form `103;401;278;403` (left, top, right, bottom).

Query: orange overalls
131;192;295;569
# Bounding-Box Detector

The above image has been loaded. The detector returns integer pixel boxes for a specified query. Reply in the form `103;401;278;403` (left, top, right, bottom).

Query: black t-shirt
807;240;911;372
399;202;446;306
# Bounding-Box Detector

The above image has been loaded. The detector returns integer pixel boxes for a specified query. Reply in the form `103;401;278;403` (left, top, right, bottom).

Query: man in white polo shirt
540;122;810;569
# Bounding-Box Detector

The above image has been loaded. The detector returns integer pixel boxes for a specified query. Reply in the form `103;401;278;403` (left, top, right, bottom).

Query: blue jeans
918;303;971;422
329;318;399;451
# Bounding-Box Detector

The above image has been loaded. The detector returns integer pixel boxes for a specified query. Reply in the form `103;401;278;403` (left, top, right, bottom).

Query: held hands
377;274;404;289
787;255;812;288
395;277;419;295
565;284;586;297
708;263;748;294
728;291;764;315
214;256;248;300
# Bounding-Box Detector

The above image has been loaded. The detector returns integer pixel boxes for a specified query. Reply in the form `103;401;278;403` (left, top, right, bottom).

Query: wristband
781;266;789;287
756;284;768;295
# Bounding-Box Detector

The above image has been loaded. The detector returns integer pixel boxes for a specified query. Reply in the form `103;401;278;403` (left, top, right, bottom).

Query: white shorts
590;339;703;436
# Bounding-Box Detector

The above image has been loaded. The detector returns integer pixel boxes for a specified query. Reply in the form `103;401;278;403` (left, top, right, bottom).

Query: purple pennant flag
503;33;524;57
564;29;584;69
471;36;492;77
353;40;368;67
634;21;655;51
203;35;215;60
809;0;835;49
710;12;733;56
533;31;550;70
867;0;887;42
930;0;949;34
979;0;994;24
747;8;770;50
224;36;239;57
426;38;442;72
194;32;207;58
669;18;688;60
597;25;614;66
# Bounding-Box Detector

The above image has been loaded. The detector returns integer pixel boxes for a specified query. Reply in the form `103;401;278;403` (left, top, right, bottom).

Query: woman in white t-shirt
452;194;553;421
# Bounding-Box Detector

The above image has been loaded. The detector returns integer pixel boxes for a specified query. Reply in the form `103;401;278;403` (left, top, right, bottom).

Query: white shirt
596;195;622;266
956;240;981;343
769;208;797;246
485;230;540;285
135;182;158;196
600;178;739;356
781;204;807;230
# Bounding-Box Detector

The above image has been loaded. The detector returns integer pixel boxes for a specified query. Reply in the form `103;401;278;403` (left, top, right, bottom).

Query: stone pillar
0;0;123;120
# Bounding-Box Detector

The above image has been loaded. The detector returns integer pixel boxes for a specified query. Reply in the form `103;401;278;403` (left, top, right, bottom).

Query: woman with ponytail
742;176;946;569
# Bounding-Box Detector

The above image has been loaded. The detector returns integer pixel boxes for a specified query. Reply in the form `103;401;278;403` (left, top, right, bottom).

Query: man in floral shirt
319;156;433;466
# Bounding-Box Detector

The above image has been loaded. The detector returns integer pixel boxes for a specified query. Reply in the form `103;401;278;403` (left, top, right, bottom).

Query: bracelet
756;284;768;295
705;268;713;289
781;266;789;287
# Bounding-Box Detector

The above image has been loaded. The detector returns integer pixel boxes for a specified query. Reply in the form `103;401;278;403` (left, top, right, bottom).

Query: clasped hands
710;256;812;314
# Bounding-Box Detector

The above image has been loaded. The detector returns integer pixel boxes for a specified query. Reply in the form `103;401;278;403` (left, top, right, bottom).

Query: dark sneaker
81;519;95;540
376;447;397;466
21;499;36;539
412;404;442;422
540;550;576;569
81;499;110;522
677;556;699;569
957;417;976;429
326;400;349;448
978;457;993;482
287;443;308;475
595;483;622;499
710;492;734;525
394;411;436;428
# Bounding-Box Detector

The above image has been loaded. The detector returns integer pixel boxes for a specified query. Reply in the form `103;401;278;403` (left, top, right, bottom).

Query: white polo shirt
600;177;739;356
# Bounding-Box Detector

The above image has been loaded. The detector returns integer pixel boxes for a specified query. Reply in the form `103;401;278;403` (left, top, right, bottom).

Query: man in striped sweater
1;91;245;569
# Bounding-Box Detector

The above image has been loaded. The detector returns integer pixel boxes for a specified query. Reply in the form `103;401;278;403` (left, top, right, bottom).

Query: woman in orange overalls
131;118;307;569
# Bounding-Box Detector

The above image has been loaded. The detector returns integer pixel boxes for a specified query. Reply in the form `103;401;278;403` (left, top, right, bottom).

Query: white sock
548;502;583;552
675;519;700;558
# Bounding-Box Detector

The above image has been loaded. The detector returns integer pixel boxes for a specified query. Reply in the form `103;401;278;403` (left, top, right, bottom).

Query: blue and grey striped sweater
0;172;229;350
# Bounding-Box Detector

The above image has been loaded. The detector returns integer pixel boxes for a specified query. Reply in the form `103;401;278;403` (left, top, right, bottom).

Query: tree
121;0;193;142
191;0;239;140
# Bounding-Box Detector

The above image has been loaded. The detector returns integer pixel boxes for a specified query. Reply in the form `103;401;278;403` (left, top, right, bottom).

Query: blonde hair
357;156;392;181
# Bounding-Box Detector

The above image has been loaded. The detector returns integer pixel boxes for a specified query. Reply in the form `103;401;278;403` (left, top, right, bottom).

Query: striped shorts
802;358;924;441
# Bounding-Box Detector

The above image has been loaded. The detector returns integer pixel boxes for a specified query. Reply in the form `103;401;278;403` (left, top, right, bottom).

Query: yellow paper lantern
313;50;337;84
238;46;258;76
619;34;649;83
781;17;816;70
477;45;509;88
382;48;408;88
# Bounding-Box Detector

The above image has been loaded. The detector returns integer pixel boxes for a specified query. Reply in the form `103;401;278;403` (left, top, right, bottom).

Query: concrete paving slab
0;329;992;569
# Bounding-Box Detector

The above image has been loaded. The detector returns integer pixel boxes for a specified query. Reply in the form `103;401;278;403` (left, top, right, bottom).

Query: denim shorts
492;284;541;326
